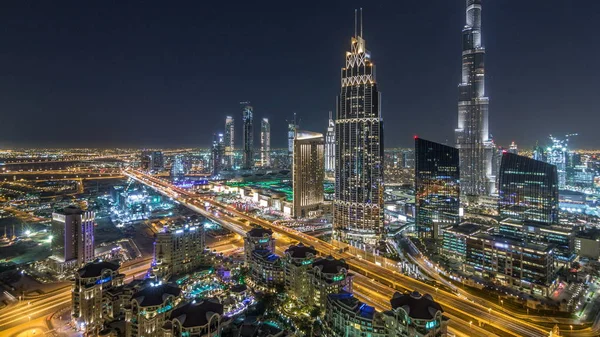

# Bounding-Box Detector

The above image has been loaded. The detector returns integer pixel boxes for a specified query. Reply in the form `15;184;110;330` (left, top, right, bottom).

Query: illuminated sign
333;274;345;282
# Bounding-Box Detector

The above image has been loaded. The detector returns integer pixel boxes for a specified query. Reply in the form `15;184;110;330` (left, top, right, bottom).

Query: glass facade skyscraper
211;132;225;176
260;118;271;167
455;0;495;197
333;12;384;246
415;138;460;239
325;111;335;172
498;152;559;224
224;116;235;167
241;102;254;170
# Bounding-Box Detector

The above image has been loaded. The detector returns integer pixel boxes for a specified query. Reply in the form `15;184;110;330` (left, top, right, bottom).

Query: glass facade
241;102;254;170
415;138;460;239
498;153;559;224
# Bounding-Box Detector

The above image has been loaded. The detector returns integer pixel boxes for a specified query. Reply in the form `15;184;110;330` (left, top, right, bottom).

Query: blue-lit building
325;291;385;337
415;138;460;239
249;249;284;288
498;152;559;224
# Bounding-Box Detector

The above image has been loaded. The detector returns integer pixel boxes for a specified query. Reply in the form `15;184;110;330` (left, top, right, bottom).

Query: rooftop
312;255;348;274
328;291;376;320
390;291;443;320
284;243;317;259
132;282;182;307
77;260;120;278
168;298;223;328
247;227;273;238
252;249;280;263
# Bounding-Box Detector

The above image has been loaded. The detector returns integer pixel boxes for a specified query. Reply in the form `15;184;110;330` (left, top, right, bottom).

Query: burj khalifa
455;0;495;197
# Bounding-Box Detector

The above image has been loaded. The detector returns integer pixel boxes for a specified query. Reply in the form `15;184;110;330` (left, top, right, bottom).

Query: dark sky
1;1;599;149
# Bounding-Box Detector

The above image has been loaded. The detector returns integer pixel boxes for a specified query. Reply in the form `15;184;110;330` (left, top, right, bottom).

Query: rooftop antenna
360;8;363;37
354;9;357;38
329;110;332;120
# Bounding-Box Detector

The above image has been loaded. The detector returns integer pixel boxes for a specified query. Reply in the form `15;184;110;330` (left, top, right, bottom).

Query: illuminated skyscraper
261;118;271;167
211;132;225;176
241;102;254;170
455;0;495;197
51;205;95;270
547;134;576;188
509;141;518;155
498;153;558;224
224;116;235;167
293;130;325;218
288;113;298;163
415;138;460;239
334;11;384;245
325;111;335;172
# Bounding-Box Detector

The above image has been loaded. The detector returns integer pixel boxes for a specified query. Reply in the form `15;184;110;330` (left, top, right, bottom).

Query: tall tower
293;130;325;218
325;111;335;172
333;10;384;246
211;132;224;176
241;102;254;170
288;113;298;164
455;0;495;197
224;116;235;167
261;118;271;167
51;205;95;267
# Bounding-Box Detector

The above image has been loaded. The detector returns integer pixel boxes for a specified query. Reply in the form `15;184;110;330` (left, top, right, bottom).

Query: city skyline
1;1;599;149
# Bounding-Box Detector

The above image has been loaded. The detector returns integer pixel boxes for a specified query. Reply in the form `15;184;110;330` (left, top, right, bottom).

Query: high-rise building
50;205;95;271
334;11;384;246
141;151;164;172
140;151;151;171
288;113;298;163
283;243;318;302
211;132;225;176
170;155;190;178
293;130;325;218
241;102;254;170
325;111;335;172
244;227;274;263
533;143;546;162
72;260;124;334
153;217;206;281
309;256;353;308
415;138;460;239
498;153;559;224
260;118;271;167
455;0;495;197
509;141;518;155
547;134;576;188
224;116;235;167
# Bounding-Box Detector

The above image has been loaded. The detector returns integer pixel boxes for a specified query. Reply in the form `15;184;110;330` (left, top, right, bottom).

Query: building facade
244;227;274;262
310;256;353;308
325;291;385;337
334;15;384;245
162;299;224;337
498;153;559;224
224;116;235;168
51;205;95;271
283;243;318;302
382;291;448;337
260;118;271;167
212;133;225;176
325;111;335;173
241;102;254;170
72;260;125;335
153;218;206;280
293;130;325;218
455;0;495;197
125;282;182;337
415;138;460;239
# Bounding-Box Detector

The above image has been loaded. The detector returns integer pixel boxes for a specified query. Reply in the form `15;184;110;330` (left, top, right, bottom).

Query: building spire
360;8;363;37
354;9;357;38
329;110;332;120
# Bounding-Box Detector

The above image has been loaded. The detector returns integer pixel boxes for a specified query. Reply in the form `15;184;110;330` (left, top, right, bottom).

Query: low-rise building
72;260;125;335
249;249;284;289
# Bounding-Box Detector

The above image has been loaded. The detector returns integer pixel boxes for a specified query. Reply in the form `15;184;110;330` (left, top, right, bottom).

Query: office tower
153;218;205;281
72;260;124;334
334;11;384;245
241;102;254;170
415;138;460;239
140;151;151;171
498;153;559;224
51;205;95;270
283;243;317;302
293;130;325;218
224;116;235;167
325;111;335;172
533;143;546;162
125;282;182;337
260;118;271;167
288;113;298;162
547;134;576;188
151;151;165;172
170;154;190;178
455;0;495;197
509;141;518;154
211;132;225;176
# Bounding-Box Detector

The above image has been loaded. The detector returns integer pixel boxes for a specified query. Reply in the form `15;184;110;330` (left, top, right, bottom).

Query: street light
469;321;472;329
488;308;492;324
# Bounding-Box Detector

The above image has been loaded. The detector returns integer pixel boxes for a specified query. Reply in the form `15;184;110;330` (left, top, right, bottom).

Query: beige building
154;217;206;280
293;130;325;218
125;282;182;337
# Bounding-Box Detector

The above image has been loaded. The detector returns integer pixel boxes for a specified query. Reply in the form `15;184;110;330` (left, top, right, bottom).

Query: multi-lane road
127;169;583;337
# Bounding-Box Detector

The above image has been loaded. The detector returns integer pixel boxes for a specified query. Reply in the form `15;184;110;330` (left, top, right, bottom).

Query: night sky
1;1;599;149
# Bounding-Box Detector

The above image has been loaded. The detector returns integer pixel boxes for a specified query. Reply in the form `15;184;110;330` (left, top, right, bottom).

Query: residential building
50;205;95;272
310;256;353;308
249;249;284;288
382;291;448;337
162;298;225;337
414;138;460;239
293;130;325;218
125;282;182;337
244;227;274;263
72;260;125;335
212;133;225;176
283;243;318;301
154;217;206;280
325;291;385;337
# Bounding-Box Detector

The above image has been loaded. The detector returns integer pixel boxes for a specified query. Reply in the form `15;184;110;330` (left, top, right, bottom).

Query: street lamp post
488;308;492;324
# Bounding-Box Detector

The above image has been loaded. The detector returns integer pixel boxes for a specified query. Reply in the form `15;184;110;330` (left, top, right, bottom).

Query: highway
124;169;559;337
0;257;152;331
